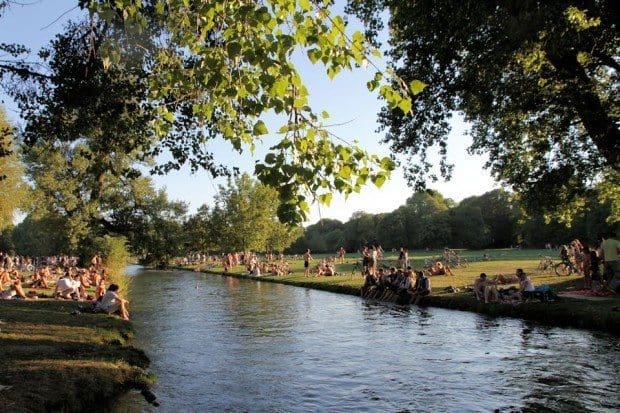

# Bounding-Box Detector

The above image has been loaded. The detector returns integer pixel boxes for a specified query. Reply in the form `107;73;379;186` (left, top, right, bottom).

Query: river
112;268;619;412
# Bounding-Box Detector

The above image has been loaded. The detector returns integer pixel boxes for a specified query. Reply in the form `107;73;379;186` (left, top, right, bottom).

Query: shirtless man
303;249;313;277
474;273;499;303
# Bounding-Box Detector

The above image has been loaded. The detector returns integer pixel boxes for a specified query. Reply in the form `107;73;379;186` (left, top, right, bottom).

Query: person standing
303;249;313;277
601;230;620;291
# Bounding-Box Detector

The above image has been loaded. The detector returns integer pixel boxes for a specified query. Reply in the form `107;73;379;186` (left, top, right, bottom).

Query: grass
190;248;620;334
0;299;153;412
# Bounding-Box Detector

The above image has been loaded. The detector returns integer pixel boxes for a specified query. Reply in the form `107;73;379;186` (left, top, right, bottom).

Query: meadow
203;248;583;294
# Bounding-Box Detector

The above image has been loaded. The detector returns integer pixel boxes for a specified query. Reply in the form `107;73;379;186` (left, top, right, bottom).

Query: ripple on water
112;270;620;413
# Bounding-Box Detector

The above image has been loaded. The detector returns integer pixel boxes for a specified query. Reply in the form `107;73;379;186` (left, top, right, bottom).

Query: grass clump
0;299;152;412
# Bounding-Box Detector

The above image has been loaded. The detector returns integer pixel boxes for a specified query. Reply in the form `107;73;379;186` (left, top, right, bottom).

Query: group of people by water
473;269;558;304
0;252;130;320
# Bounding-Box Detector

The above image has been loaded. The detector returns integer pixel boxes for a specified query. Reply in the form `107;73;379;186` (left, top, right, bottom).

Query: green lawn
194;248;583;293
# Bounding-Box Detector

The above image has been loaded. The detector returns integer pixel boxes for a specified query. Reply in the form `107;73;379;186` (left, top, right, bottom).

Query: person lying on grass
93;284;130;321
427;261;454;276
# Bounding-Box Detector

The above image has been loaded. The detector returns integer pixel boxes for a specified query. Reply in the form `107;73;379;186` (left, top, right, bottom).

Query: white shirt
56;277;79;291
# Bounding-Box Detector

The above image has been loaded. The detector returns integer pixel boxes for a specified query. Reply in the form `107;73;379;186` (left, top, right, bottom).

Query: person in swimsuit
303;249;313;277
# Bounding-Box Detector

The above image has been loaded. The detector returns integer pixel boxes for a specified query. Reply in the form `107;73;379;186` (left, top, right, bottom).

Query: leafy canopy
347;0;619;222
85;0;417;224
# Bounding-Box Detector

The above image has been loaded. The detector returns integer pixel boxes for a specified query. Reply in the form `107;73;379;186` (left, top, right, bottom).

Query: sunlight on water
113;269;620;412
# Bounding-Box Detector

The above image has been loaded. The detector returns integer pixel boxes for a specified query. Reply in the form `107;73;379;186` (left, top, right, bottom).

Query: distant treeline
289;189;614;253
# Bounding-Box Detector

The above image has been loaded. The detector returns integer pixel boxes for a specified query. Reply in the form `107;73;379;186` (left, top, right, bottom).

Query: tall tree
208;173;301;252
348;0;619;220
0;107;28;230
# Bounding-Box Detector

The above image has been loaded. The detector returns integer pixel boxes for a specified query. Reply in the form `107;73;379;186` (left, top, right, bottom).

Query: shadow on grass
0;299;151;412
0;336;149;367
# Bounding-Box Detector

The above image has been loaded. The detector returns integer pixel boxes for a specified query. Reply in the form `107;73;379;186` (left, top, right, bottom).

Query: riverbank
0;299;154;412
189;249;620;334
200;269;620;333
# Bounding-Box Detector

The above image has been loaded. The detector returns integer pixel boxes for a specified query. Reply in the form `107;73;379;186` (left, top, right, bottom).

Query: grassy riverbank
0;299;153;412
192;248;620;334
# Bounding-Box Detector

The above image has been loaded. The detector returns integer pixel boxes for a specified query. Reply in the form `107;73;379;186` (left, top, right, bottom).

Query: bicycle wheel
554;262;572;276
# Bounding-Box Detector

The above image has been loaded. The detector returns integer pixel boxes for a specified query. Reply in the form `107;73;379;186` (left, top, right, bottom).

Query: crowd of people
0;252;130;320
554;234;620;292
361;266;431;305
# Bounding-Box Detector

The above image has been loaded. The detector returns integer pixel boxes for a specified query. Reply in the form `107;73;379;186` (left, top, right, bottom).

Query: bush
101;235;132;298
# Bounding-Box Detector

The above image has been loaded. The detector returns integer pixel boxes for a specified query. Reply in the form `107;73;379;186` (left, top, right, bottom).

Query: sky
0;0;498;225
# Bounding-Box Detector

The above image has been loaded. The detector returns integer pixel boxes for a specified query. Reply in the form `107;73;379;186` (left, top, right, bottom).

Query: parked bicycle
537;255;555;273
554;259;579;276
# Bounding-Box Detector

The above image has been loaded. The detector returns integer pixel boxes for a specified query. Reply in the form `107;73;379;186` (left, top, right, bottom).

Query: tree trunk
546;49;620;168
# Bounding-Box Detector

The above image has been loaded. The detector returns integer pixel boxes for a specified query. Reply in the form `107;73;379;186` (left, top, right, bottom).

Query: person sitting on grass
54;269;81;299
323;261;335;276
1;279;27;300
409;270;431;304
94;284;130;321
517;269;535;301
94;277;107;300
473;273;499;303
428;261;454;276
30;267;50;289
0;268;11;290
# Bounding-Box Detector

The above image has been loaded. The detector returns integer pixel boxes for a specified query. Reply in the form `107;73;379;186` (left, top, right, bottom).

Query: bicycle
554;260;578;276
537;255;555;273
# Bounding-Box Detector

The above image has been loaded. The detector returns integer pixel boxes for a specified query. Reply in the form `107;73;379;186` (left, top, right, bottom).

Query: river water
113;268;619;412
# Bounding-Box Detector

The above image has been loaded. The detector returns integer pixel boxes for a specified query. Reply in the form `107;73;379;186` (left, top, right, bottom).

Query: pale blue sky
0;0;497;224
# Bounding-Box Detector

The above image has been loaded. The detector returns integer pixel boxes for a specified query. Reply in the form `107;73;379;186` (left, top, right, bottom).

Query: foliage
347;0;619;220
100;235;132;295
0;107;28;230
10;213;71;257
194;173;302;252
289;188;614;253
80;0;419;224
133;190;188;268
8;19;188;261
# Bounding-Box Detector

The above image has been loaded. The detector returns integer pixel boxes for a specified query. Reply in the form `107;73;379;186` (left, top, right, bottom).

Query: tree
344;211;378;250
0;107;28;230
348;0;619;220
2;1;420;224
134;191;188;268
449;204;491;249
457;190;521;247
208;173;301;252
11;213;70;257
184;204;217;253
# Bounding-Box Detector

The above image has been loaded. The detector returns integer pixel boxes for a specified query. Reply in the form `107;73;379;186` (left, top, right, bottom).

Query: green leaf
265;153;276;165
318;192;333;206
372;174;387;188
227;42;242;57
410;79;427;95
398;98;412;114
253;120;269;135
162;110;174;123
299;0;312;12
321;110;330;119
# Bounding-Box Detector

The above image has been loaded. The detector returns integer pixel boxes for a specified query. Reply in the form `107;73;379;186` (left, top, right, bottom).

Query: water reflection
114;269;620;413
